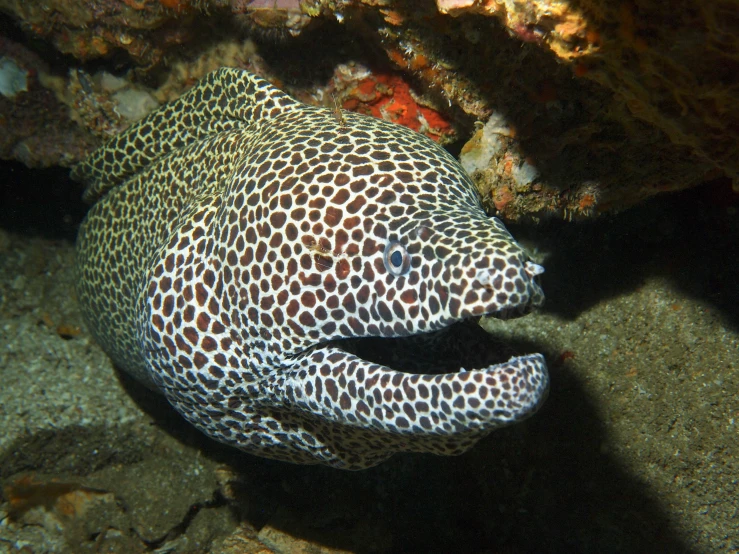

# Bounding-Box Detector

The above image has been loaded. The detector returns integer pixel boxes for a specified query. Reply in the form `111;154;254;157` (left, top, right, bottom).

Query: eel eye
383;241;410;276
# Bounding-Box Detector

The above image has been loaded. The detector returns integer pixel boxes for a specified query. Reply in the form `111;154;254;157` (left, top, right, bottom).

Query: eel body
73;68;548;469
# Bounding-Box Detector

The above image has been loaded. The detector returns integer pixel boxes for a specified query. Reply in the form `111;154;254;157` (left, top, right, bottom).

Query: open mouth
286;301;549;467
264;258;549;468
334;311;538;376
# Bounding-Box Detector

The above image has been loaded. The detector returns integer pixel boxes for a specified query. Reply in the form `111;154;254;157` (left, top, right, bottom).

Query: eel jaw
275;326;549;452
270;345;548;469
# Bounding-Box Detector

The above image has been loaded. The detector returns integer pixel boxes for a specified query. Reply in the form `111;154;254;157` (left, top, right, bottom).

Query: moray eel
73;68;548;469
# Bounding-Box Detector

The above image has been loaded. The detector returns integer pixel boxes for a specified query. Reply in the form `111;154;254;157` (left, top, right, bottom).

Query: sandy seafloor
0;170;737;553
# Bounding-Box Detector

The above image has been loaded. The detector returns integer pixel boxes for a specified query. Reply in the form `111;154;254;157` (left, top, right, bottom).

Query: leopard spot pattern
74;68;548;469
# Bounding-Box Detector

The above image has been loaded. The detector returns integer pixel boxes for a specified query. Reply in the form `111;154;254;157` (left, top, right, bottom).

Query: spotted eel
73;68;548;469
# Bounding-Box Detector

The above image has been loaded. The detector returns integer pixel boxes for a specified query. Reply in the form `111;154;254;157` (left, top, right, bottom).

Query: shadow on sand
122;330;693;553
513;178;738;333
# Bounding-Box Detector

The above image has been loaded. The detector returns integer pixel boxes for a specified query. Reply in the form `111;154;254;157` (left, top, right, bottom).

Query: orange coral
342;74;454;141
578;193;597;212
380;9;405;26
159;0;190;11
492;185;514;212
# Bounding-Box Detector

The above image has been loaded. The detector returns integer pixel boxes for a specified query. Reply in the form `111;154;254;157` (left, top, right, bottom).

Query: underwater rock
324;0;737;219
0;56;28;98
0;0;178;66
112;88;160;122
0;0;735;217
0;42;96;168
231;0;313;39
425;0;738;184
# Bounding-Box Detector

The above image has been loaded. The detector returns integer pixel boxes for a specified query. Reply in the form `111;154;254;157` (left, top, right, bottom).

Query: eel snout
467;257;545;322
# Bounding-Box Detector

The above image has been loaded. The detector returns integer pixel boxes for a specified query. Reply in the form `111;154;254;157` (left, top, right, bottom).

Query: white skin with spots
74;69;548;469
